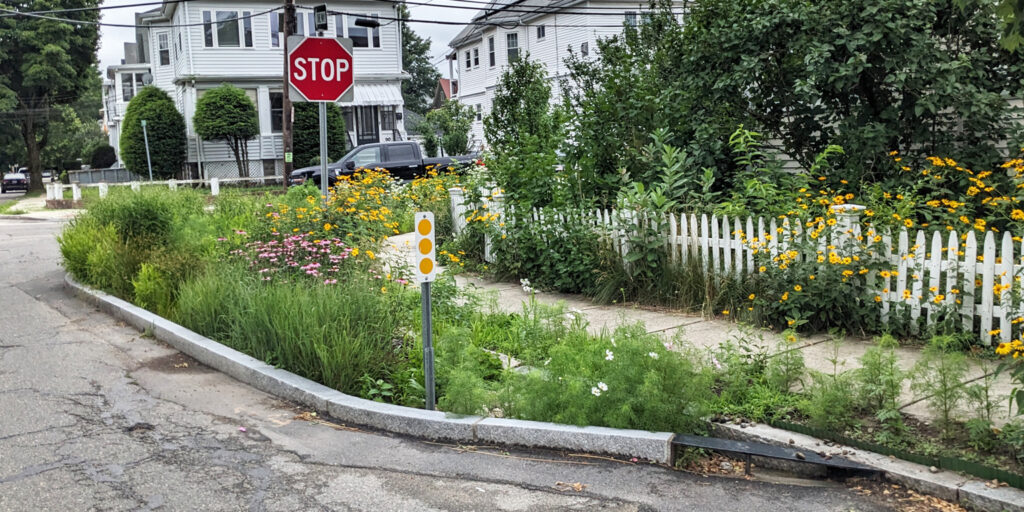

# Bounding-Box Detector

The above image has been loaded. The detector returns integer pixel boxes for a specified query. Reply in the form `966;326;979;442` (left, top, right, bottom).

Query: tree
485;55;565;207
42;104;105;171
423;100;473;156
0;0;101;191
89;143;117;169
193;84;259;177
398;5;442;115
293;102;347;169
120;86;186;178
484;55;562;155
680;0;1024;182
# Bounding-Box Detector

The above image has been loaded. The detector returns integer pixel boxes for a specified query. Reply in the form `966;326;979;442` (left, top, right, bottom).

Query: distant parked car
287;168;316;187
305;142;478;187
1;173;28;193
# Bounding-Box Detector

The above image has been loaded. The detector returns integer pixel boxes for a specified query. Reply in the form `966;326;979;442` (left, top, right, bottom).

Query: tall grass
174;265;411;394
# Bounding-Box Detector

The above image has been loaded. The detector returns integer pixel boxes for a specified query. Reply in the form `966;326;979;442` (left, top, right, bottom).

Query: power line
414;0;680;11
380;0;686;18
0;5;281;28
0;0;192;18
316;6;638;29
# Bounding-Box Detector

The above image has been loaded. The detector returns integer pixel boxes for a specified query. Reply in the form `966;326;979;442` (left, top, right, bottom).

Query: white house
102;1;408;178
447;0;685;150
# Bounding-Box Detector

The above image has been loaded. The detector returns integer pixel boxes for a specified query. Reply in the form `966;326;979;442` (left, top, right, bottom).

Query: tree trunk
20;114;45;192
229;139;247;178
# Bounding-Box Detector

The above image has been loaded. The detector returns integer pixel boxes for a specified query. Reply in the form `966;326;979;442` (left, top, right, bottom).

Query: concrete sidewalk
383;232;1017;428
0;193;82;221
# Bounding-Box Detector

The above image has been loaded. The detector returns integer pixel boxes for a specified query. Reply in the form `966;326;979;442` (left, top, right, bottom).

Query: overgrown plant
912;335;969;439
856;334;906;441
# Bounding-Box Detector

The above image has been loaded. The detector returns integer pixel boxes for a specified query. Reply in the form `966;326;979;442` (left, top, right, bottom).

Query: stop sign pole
287;34;354;201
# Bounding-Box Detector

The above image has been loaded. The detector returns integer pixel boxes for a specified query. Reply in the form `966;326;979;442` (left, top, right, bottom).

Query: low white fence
46;175;284;201
450;189;1023;345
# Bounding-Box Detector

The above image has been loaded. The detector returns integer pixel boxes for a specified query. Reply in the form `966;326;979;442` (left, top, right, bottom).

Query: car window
351;147;381;168
387;144;416;162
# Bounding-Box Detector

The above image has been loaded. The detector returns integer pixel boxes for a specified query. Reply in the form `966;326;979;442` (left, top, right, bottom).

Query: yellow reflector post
414;212;436;283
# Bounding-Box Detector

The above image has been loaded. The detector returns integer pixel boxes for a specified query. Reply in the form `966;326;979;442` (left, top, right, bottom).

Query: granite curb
710;422;1024;512
64;273;675;463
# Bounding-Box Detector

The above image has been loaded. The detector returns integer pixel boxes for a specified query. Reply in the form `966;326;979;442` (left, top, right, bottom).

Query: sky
96;0;476;77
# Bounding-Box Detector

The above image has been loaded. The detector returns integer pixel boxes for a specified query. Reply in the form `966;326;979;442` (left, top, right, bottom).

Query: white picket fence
46;175;283;202
450;189;1024;345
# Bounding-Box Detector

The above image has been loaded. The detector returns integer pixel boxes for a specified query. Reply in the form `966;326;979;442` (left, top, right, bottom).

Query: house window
506;32;519;61
121;72;146;102
203;10;254;47
380;106;395;131
177;32;182;53
475;104;482;121
269;92;283;132
270;13;280;47
349;14;380;48
581;41;589;57
158;33;170;65
473;48;479;67
243;13;253;47
488;36;495;67
536;25;546;39
625;11;637;26
465;50;471;70
121;73;134;101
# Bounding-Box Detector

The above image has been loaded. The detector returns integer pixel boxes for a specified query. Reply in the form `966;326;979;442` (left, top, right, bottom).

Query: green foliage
911;335;969;439
175;265;406;395
423;100;474;156
491;208;602;294
422;133;439;158
511;322;714;433
561;2;735;207
88;187;204;245
397;5;441;114
120;86;187;178
89;143;117;169
193;84;259;177
483;55;566;209
0;0;101;188
132;263;173;318
57;215;114;284
856;334;906;438
681;0;1024;183
293;102;347;169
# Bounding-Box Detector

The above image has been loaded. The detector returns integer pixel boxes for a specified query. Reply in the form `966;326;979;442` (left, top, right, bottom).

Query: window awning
351;82;403;106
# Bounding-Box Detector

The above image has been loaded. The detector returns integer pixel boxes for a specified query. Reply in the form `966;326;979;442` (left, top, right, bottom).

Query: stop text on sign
291;58;350;82
287;36;354;103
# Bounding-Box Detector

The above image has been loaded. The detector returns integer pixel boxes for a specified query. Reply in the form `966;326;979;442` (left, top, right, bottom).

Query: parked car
1;173;28;193
287;168;317;187
301;142;478;187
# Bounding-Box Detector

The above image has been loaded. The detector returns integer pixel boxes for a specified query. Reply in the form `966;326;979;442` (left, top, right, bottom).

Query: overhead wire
372;0;686;18
0;5;281;28
0;0;193;18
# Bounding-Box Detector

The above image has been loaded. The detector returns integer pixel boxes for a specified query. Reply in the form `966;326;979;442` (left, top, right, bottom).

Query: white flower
711;355;722;370
605;349;614;361
610;338;617;347
520;278;534;293
591;387;602;397
648;352;659;359
543;358;551;366
597;381;608;391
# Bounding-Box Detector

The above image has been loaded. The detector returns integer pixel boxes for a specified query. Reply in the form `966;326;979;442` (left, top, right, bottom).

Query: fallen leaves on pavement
553;481;587;492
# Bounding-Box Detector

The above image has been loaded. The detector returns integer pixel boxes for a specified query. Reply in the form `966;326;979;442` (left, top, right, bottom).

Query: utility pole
282;0;296;190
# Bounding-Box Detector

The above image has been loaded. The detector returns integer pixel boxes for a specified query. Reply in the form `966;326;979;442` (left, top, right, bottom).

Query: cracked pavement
0;217;904;511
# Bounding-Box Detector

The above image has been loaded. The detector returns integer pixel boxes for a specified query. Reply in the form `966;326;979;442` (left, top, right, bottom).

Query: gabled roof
448;0;584;48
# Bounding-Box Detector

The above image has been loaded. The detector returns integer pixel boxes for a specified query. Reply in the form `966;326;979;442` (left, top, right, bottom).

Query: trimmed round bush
120;86;186;178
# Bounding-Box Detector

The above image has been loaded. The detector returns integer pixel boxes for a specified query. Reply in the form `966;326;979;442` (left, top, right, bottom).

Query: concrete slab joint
62;273;676;465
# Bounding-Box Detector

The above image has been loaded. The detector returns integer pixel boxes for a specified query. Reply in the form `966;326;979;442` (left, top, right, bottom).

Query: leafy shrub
88;187;204;245
119;86;186;178
491;207;602;294
911;335;969;439
88;143;117;169
132;263;173;318
294;102;346;169
57;215;112;283
802;340;857;432
856;335;906;436
511;322;714;433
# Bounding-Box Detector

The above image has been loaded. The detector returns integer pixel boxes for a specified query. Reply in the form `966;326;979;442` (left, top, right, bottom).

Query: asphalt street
0;217;907;511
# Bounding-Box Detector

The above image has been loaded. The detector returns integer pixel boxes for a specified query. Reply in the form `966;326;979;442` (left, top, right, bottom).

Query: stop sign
288;37;354;102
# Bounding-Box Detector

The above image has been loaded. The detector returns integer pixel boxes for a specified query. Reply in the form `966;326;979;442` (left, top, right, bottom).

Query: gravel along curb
711;423;1024;512
64;274;675;463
